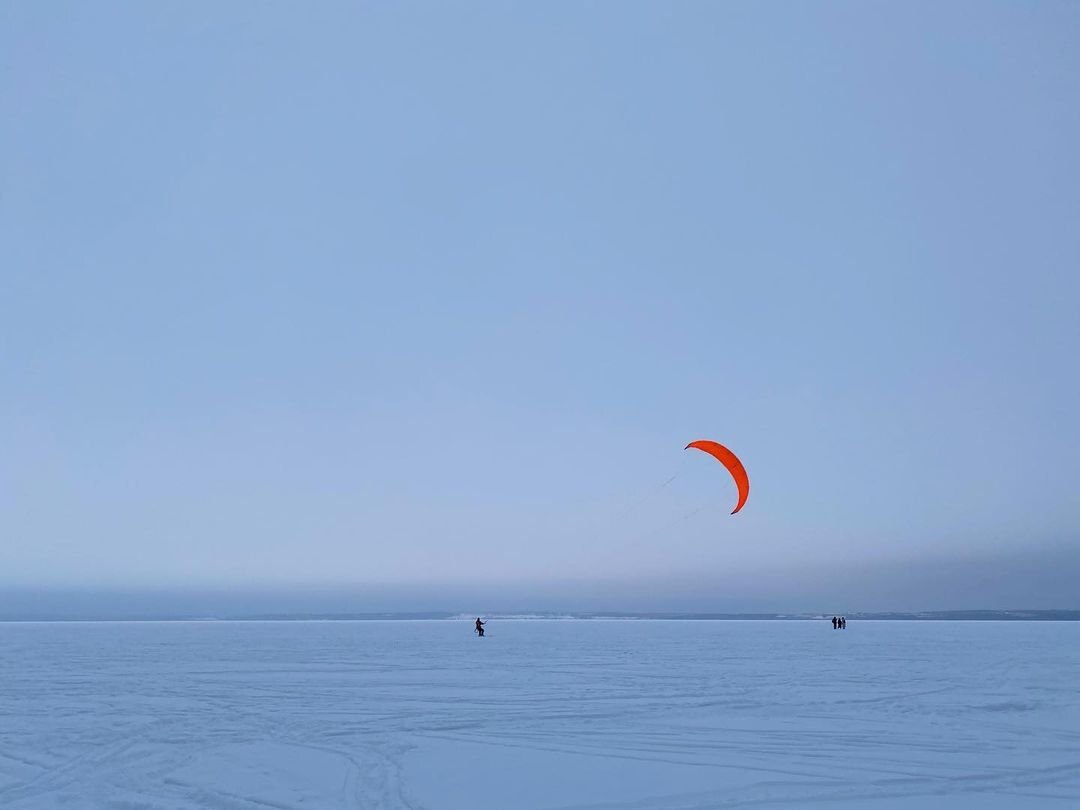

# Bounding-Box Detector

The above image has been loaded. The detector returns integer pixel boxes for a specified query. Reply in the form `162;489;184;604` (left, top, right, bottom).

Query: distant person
475;617;486;637
832;616;838;629
841;617;847;629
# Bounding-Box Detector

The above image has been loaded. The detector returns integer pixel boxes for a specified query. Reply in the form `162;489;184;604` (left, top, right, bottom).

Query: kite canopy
685;440;750;515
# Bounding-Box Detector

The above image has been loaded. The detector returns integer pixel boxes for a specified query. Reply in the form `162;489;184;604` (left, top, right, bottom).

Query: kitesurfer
475;617;486;637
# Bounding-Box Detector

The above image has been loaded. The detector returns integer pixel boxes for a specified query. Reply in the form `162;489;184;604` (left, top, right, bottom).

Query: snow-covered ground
1;619;1077;809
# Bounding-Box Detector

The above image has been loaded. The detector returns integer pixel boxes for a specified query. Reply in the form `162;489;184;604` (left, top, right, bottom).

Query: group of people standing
831;616;847;629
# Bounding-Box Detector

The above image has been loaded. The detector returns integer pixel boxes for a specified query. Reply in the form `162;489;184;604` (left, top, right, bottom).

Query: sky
2;2;1078;612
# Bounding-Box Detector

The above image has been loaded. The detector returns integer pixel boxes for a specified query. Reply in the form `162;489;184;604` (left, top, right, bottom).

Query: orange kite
685;440;750;515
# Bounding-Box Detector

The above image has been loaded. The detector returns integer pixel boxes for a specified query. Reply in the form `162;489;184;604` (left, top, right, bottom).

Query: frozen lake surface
1;620;1078;809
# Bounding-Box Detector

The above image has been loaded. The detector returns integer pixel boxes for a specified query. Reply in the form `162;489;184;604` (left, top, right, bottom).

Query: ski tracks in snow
0;620;1078;808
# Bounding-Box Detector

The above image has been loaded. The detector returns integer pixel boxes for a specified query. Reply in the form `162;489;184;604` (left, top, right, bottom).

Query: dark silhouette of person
841;617;847;629
832;616;838;629
475;617;486;637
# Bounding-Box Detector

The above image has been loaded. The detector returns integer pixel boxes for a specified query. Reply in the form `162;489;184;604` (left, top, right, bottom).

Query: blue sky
2;3;1078;608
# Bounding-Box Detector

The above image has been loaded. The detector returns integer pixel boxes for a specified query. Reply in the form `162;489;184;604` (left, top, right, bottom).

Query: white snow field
1;620;1078;809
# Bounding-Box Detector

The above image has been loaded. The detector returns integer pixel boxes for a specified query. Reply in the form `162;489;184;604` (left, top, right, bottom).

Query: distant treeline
6;610;1078;622
240;610;1080;622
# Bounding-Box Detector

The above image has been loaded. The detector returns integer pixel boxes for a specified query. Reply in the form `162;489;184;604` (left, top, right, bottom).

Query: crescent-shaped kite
685;440;750;515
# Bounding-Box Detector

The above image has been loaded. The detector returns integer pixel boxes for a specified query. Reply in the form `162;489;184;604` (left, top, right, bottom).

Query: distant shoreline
2;610;1079;623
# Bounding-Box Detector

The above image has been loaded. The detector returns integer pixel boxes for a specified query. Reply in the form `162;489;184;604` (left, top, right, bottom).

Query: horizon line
2;609;1079;623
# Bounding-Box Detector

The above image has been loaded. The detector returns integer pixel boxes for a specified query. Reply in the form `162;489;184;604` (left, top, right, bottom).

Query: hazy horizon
3;542;1078;619
3;3;1078;607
